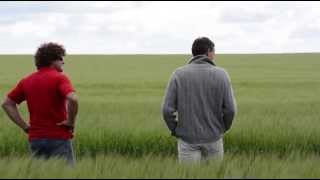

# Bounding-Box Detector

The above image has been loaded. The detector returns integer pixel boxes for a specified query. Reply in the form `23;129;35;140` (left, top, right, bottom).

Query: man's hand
57;120;74;132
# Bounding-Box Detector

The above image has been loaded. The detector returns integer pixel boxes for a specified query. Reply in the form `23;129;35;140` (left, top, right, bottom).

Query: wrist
67;121;74;127
23;126;29;133
66;121;75;129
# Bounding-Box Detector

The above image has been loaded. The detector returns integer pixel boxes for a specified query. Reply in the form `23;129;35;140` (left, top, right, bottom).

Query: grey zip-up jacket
162;55;237;144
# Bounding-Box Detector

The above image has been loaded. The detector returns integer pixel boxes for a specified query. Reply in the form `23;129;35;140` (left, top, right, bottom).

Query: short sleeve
58;74;75;98
7;79;26;104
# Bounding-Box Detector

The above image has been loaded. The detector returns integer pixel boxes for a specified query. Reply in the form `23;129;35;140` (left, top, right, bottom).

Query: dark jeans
29;139;75;166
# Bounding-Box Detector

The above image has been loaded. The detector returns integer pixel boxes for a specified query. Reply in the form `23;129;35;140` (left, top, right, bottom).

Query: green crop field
1;54;320;178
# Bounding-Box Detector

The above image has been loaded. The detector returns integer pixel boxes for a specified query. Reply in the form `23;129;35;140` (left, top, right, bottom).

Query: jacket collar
188;55;216;66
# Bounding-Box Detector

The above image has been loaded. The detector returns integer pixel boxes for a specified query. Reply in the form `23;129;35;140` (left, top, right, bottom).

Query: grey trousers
177;138;224;164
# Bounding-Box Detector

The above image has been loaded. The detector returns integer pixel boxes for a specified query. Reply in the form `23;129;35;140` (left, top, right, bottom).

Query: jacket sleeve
162;72;178;136
222;71;237;132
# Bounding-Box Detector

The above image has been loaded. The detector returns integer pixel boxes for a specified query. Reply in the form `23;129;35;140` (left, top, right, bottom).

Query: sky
0;1;320;54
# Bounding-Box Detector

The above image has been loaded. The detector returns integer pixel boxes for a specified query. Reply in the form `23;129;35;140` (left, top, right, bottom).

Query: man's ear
206;49;212;56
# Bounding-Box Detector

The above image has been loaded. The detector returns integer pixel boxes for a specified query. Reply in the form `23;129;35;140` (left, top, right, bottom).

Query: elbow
223;116;234;132
1;99;11;110
67;93;78;104
162;110;169;120
70;96;78;104
230;109;236;119
162;106;172;119
226;107;237;120
1;102;5;110
223;109;236;130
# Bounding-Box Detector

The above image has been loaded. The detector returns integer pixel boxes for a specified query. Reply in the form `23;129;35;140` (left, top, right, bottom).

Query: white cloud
0;1;320;54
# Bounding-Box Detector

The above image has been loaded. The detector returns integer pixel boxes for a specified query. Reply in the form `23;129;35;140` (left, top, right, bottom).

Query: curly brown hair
35;42;66;69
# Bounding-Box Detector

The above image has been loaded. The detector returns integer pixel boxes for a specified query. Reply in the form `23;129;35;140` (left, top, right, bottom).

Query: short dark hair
191;37;215;56
35;42;66;68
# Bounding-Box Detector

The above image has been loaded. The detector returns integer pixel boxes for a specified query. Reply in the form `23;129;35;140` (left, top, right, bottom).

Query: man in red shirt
1;42;78;165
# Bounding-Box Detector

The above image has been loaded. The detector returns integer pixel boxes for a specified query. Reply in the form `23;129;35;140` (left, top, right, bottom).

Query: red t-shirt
8;67;75;141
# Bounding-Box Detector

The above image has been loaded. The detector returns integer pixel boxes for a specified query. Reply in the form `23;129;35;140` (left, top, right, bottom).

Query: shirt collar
38;67;57;72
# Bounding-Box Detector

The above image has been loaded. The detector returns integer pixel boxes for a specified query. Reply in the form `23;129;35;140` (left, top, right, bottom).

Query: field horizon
1;53;320;178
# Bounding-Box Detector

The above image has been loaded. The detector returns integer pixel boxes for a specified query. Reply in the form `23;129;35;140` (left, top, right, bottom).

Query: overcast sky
1;1;320;54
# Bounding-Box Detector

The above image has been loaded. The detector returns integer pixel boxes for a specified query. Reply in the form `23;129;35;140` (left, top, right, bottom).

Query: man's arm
222;72;237;132
1;97;29;133
57;92;78;130
162;73;178;136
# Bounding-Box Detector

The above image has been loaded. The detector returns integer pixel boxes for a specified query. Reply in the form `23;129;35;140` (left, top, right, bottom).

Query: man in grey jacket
162;37;236;164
